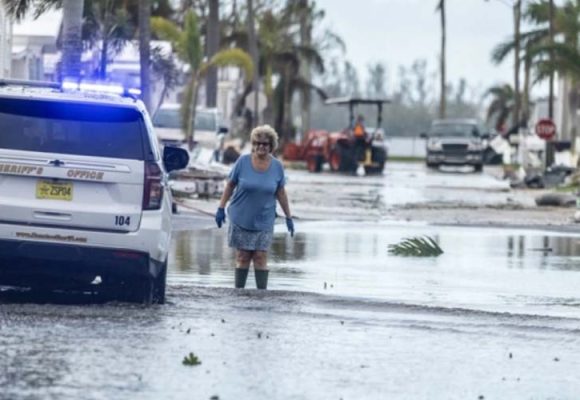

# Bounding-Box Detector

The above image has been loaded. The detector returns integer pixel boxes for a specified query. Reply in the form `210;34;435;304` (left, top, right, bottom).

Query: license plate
36;180;73;201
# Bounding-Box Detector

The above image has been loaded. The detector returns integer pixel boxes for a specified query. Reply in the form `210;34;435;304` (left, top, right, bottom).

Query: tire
474;164;483;173
171;202;178;214
306;155;323;173
330;145;355;173
426;162;439;169
123;277;154;305
153;261;167;304
365;147;386;174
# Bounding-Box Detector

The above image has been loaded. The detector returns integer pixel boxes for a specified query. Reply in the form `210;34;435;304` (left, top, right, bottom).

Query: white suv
0;80;189;303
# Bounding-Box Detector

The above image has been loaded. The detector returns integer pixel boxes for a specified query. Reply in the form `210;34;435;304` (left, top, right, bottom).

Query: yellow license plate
36;180;73;201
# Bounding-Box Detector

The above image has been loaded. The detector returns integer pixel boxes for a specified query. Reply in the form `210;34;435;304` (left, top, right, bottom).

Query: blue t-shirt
227;154;286;231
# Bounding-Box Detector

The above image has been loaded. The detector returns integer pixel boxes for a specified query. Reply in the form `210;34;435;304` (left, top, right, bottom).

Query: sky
314;0;541;97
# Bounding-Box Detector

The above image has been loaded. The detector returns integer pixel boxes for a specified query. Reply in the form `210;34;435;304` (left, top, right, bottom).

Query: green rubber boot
255;269;269;290
235;268;249;288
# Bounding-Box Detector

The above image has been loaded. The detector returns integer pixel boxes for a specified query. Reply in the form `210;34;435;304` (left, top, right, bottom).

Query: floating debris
182;352;202;366
388;236;443;257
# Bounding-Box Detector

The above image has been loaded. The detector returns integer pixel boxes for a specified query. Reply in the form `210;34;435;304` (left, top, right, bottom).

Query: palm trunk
206;0;219;108
61;0;84;80
282;65;292;146
247;0;260;127
513;0;521;128
299;0;312;133
187;74;201;151
438;0;446;119
139;0;152;111
522;47;531;127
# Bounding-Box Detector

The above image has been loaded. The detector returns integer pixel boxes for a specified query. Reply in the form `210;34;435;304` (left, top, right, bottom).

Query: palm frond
388;236;443;257
200;48;254;81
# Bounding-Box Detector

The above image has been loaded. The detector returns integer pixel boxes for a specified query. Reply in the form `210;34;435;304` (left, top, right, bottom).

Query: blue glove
286;217;295;237
215;207;226;228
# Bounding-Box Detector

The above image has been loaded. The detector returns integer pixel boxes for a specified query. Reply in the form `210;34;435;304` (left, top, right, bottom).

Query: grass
388;236;444;257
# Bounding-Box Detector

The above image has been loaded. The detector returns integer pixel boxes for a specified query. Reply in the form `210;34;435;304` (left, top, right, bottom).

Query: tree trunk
522;46;531;127
206;0;219;108
247;0;260;127
187;74;201;151
61;0;84;80
299;0;312;134
139;0;152;112
438;0;446;119
513;0;521;128
282;65;292;145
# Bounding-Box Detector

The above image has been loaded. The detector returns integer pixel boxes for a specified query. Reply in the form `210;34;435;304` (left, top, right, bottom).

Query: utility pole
438;0;446;119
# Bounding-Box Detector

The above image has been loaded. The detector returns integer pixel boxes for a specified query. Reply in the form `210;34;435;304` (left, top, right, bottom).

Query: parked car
422;118;486;172
152;103;228;147
0;79;189;303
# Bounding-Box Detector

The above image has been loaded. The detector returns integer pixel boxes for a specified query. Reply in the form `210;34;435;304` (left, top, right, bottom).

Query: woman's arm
276;186;292;218
219;180;236;208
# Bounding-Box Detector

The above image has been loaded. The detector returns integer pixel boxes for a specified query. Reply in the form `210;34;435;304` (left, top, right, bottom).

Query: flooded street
2;163;580;399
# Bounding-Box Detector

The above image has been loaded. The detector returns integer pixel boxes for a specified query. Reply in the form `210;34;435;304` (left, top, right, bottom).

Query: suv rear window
0;98;146;160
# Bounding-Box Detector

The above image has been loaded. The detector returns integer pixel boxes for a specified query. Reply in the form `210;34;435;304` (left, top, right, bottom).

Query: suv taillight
143;162;163;210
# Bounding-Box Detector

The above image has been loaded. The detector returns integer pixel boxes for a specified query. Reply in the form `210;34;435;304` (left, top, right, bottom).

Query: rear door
0;97;150;232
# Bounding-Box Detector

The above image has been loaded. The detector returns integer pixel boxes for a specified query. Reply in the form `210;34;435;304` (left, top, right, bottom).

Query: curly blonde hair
250;124;279;153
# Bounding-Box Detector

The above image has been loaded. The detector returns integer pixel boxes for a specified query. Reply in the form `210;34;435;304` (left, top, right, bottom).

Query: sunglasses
253;141;271;147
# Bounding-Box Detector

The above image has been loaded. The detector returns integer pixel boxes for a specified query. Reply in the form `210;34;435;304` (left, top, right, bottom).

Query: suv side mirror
218;126;229;134
163;146;189;172
419;132;428;139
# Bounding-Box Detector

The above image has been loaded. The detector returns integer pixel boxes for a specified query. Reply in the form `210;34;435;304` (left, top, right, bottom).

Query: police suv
0;79;189;303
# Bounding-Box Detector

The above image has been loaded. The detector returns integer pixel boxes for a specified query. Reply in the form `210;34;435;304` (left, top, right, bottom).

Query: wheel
329;145;355;173
122;277;154;304
171;202;178;214
153;260;168;304
474;164;483;173
426;162;439;169
306;155;323;172
365;147;386;174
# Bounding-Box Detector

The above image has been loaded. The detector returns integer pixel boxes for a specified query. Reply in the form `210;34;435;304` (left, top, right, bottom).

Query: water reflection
170;221;580;315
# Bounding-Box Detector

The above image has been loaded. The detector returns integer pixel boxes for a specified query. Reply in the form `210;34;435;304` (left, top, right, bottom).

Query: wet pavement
2;163;580;399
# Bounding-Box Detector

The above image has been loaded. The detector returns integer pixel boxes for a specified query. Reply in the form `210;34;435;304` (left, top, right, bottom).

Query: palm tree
2;0;84;79
484;84;515;133
152;10;253;150
436;0;446;119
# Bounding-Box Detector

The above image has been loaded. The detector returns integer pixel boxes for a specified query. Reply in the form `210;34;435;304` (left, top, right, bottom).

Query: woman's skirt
228;223;273;251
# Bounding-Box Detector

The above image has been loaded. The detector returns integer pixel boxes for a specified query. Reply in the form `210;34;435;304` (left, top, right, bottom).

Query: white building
0;4;12;78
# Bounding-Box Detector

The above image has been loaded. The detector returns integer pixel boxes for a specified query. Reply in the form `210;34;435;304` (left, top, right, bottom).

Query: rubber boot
235;268;249;288
255;269;269;290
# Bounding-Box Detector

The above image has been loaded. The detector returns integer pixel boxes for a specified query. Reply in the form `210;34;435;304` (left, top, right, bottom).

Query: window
0;98;146;160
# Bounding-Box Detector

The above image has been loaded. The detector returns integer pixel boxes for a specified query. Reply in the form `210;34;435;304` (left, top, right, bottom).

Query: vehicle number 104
115;216;131;226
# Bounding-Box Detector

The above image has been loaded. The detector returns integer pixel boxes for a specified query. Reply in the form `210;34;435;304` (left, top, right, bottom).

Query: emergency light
61;79;142;97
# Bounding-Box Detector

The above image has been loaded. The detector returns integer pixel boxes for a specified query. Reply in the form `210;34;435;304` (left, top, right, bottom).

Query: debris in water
182;352;202;366
186;328;191;334
221;319;226;323
554;357;560;362
388;236;443;257
509;353;513;359
257;332;262;339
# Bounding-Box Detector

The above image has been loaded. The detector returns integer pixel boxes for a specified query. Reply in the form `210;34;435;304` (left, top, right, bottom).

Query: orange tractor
283;97;389;174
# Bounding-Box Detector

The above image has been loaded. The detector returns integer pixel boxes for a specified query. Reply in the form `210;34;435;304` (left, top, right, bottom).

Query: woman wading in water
215;125;294;289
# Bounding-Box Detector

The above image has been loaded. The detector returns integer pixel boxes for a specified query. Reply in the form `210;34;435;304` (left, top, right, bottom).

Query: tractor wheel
306;155;323;172
365;147;386;174
329;145;355;173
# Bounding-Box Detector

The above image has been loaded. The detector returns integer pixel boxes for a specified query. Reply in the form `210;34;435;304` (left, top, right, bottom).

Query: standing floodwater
2;164;580;399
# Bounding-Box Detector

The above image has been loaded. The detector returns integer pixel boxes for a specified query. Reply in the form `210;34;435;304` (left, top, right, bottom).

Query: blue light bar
61;79;141;98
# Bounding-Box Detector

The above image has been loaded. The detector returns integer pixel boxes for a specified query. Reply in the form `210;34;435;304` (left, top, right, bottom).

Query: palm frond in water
388;236;443;257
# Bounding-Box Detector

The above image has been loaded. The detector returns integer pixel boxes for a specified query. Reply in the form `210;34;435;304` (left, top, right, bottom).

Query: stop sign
535;118;556;141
